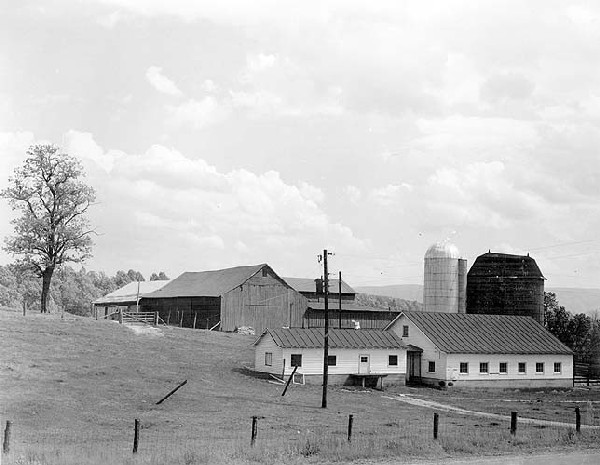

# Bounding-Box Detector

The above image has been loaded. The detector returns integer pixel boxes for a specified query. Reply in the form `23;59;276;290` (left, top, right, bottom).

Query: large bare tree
2;144;96;313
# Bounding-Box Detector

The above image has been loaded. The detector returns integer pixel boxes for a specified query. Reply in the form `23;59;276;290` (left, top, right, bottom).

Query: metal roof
425;241;461;259
307;301;399;314
387;311;572;355
93;280;172;305
468;253;545;279
283;277;355;294
144;264;270;298
256;328;408;349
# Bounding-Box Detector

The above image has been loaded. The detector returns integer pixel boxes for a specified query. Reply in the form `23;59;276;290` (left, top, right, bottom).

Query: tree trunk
41;266;55;313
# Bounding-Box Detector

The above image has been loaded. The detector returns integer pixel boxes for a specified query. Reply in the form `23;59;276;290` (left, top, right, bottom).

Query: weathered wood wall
303;309;399;330
141;296;221;329
221;268;307;332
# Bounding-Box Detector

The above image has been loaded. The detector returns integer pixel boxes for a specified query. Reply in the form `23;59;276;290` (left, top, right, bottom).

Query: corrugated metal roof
93;280;172;305
257;328;408;349
468;253;545;279
144;264;268;298
392;312;572;355
283;277;355;294
308;301;399;314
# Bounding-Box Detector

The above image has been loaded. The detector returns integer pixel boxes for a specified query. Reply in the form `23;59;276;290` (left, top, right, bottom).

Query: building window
327;355;337;366
402;325;409;337
518;362;526;374
428;361;436;373
389;355;398;366
536;362;544;374
480;362;489;374
262;268;268;277
360;356;369;363
460;362;468;374
291;354;302;367
264;352;272;366
554;362;561;373
499;362;508;374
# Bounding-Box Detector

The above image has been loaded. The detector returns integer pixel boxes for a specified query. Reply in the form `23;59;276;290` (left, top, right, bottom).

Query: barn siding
304;310;398;330
221;266;307;332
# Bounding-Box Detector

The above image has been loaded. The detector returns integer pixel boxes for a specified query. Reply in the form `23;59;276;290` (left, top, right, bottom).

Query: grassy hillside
2;307;600;464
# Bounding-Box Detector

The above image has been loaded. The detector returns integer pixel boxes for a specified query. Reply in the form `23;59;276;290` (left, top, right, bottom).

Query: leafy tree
544;292;571;344
150;271;169;281
1;144;96;312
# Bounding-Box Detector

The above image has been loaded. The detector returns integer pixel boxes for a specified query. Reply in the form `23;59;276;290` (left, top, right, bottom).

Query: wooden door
359;354;370;374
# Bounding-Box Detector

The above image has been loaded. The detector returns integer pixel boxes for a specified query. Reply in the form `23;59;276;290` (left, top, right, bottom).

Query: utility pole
320;249;333;409
339;271;342;329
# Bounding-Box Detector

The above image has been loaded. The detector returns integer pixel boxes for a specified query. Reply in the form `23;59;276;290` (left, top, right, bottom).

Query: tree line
0;264;169;316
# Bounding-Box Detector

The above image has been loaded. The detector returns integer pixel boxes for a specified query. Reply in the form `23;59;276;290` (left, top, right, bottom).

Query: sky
0;0;599;289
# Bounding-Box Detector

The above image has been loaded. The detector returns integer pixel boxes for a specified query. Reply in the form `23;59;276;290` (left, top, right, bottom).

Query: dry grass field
1;307;600;464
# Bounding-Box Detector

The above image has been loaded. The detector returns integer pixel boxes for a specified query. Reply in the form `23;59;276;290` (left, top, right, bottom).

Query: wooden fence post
347;414;353;442
576;407;581;433
118;309;123;324
251;416;258;446
510;412;517;436
153;312;159;326
3;420;11;454
133;419;139;453
433;413;439;439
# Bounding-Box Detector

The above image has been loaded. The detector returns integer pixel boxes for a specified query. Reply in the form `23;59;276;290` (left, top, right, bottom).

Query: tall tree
1;144;96;313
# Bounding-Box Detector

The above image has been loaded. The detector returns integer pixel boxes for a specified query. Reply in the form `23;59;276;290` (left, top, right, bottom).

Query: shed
141;264;307;332
254;328;414;387
93;280;171;317
386;311;573;388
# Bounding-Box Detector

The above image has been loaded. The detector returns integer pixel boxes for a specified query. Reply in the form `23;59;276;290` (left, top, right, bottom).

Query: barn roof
283;277;355;294
386;311;572;355
307;301;399;313
144;264;270;298
256;328;409;349
468;253;545;279
93;280;172;305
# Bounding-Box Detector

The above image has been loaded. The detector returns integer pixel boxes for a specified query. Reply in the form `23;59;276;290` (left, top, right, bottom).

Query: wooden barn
92;280;171;318
140;264;307;332
254;327;411;387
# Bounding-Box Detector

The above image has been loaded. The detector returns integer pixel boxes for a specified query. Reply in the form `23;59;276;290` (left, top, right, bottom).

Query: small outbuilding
92;280;171;318
386;311;573;388
254;328;414;387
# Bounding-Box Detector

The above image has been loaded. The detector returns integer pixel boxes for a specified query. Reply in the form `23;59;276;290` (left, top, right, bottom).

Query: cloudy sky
1;0;599;288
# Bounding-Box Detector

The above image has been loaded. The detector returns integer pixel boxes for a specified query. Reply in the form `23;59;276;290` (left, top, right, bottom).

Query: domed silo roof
425;242;461;259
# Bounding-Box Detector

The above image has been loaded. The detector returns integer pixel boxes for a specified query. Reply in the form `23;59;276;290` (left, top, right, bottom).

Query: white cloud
145;66;183;96
166;97;230;128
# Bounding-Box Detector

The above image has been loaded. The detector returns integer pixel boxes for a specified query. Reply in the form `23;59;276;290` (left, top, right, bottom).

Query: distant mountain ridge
354;284;600;316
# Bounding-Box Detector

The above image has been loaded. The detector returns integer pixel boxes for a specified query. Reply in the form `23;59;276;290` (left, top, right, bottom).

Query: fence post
510;412;517;436
118;309;123;324
347;414;353;442
251;416;258;446
576;407;581;433
133;419;139;453
433;413;439;439
153;312;159;326
3;420;11;454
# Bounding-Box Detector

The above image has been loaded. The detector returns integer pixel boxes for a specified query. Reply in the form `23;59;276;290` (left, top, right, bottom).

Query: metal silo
423;242;467;313
466;252;545;324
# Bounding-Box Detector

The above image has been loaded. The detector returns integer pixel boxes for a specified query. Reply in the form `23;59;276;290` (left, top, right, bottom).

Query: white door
359;354;370;374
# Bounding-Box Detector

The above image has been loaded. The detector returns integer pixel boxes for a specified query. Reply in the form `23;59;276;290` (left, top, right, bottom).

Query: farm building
92;280;171;318
284;277;356;302
140;264;307;332
423;241;467;313
466;252;545;324
254;328;415;387
386;311;573;388
303;301;399;330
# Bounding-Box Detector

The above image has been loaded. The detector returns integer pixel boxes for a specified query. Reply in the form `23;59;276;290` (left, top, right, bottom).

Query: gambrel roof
144;264;277;298
256;328;411;350
386;311;572;355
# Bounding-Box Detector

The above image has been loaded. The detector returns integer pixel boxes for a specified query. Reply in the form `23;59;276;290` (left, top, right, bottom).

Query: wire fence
2;402;600;464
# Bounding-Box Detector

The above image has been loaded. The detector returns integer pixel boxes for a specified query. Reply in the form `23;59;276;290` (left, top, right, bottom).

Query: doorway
407;351;422;384
359;354;370;374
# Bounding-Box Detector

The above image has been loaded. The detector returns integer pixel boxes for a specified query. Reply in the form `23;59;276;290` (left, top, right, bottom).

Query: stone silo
423;242;467;313
466;252;545;324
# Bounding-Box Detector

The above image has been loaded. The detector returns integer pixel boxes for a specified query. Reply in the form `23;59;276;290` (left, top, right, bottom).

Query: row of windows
264;353;399;367
427;361;563;374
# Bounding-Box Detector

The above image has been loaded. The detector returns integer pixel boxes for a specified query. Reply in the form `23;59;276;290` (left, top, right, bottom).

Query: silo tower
423;242;467;313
